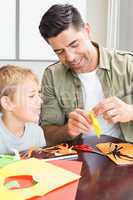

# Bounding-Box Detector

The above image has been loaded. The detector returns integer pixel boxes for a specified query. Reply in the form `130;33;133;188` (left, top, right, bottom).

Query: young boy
0;65;46;154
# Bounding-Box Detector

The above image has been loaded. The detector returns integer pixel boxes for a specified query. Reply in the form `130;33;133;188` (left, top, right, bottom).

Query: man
39;4;133;146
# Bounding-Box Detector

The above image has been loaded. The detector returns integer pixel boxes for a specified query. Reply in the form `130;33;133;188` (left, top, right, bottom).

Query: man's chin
69;65;83;72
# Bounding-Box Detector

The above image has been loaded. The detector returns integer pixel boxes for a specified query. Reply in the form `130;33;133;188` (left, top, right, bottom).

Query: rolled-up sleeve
40;68;65;126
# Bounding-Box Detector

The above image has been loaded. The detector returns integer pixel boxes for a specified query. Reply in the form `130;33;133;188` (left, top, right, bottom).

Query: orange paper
96;142;133;165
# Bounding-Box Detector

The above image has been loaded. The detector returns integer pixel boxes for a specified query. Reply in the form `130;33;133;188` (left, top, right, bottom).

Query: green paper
5;180;20;189
0;155;18;168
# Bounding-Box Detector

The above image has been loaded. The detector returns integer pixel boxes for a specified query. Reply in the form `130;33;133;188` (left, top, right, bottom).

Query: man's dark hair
39;4;84;42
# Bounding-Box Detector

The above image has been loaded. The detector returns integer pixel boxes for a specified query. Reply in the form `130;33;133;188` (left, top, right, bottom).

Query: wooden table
6;135;133;200
75;135;133;200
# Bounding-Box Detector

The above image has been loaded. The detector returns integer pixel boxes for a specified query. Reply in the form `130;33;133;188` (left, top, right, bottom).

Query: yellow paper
0;158;80;200
88;111;102;137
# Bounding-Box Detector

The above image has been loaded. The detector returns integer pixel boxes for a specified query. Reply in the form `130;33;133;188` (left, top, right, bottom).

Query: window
0;0;16;59
0;0;87;61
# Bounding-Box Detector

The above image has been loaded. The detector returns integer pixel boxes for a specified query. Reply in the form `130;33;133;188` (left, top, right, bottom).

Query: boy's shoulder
26;122;43;133
25;122;46;147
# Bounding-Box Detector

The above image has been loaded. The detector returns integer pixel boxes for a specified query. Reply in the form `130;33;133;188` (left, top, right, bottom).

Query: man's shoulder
99;45;133;70
46;61;64;71
44;61;68;77
112;49;133;66
102;46;133;59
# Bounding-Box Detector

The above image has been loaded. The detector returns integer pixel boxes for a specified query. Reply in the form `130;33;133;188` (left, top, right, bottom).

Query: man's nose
65;50;75;62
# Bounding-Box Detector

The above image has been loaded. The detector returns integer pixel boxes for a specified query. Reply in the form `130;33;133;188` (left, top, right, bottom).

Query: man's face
11;78;42;123
48;25;97;73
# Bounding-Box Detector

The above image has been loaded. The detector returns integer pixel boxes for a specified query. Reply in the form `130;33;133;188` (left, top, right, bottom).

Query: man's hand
93;96;133;123
68;108;92;137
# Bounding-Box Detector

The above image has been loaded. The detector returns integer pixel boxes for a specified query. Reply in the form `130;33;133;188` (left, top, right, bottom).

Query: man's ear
0;96;15;111
83;23;92;39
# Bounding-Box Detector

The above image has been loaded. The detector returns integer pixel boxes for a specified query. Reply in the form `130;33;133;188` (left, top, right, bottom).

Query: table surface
6;135;133;200
75;135;133;200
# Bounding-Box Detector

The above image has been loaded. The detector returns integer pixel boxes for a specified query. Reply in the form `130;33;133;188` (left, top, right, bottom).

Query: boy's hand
93;96;133;123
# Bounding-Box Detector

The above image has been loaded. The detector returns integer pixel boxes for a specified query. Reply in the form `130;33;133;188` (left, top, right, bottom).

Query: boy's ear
0;96;15;111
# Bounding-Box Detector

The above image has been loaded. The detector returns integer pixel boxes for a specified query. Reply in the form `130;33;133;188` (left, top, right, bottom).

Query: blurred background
0;0;132;81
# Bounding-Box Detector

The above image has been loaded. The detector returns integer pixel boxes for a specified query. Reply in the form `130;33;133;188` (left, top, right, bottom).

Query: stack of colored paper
0;158;81;199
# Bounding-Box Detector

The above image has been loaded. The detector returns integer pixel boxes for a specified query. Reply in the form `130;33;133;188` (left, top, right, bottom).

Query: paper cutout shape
20;143;77;160
5;175;35;190
3;160;82;200
0;158;80;199
43;160;82;200
88;111;102;137
96;142;133;165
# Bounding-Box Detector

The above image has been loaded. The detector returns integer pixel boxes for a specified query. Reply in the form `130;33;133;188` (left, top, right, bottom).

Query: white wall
0;0;108;81
0;0;16;59
0;61;53;82
119;0;133;51
87;0;108;46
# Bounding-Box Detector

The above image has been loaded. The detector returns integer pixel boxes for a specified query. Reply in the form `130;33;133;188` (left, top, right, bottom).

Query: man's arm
42;124;72;146
42;108;93;146
40;67;69;146
40;67;92;146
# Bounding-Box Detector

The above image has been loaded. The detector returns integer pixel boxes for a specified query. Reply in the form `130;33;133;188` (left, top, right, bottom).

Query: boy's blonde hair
0;65;38;111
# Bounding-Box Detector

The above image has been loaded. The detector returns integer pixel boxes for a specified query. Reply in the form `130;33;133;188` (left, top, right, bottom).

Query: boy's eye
29;95;34;98
38;91;42;97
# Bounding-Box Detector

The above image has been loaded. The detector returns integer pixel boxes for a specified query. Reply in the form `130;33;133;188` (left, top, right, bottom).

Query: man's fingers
68;108;93;137
68;119;91;135
69;108;91;128
103;109;118;123
74;108;92;123
93;102;115;116
107;109;117;117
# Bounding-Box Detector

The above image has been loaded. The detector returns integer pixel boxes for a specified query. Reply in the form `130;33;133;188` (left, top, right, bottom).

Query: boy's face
11;78;42;123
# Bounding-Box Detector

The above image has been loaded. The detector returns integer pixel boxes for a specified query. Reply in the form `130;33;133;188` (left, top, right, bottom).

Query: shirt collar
95;42;111;70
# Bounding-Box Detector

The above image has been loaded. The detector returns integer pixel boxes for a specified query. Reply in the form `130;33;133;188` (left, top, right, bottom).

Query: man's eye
55;50;63;55
71;43;79;48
